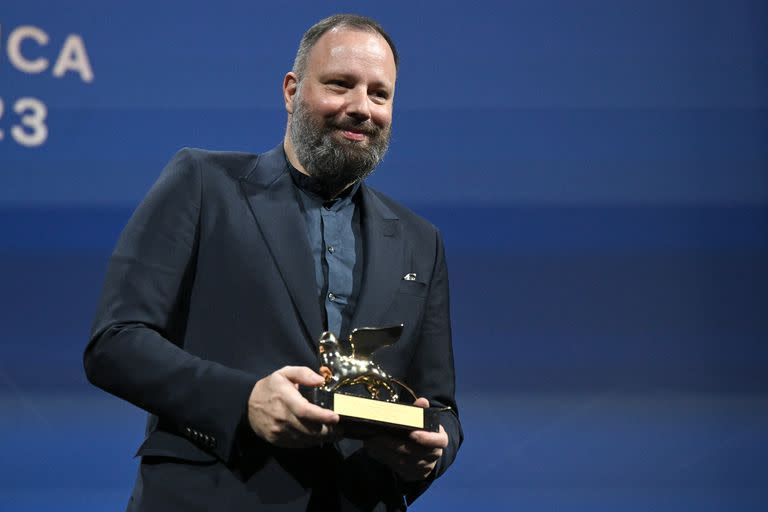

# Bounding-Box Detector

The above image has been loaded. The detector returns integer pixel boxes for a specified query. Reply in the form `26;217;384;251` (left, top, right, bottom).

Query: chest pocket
397;278;428;298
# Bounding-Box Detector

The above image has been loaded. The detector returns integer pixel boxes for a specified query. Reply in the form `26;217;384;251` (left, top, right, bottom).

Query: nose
345;86;371;122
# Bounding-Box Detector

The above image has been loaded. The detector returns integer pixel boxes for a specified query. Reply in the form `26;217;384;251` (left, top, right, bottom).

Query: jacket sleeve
402;228;464;504
83;149;257;463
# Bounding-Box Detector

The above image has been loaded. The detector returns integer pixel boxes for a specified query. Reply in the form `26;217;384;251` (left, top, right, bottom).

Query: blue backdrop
1;1;766;510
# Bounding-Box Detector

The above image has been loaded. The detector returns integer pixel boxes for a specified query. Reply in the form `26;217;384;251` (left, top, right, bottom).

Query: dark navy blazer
84;144;462;511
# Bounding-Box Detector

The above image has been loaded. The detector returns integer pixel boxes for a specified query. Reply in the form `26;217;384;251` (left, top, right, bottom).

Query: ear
283;72;298;114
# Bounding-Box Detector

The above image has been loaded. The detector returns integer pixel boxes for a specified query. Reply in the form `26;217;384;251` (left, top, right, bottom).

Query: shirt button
327;245;335;254
328;292;336;302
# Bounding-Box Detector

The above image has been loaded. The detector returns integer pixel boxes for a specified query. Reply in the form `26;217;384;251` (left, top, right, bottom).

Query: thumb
277;365;325;386
413;397;430;409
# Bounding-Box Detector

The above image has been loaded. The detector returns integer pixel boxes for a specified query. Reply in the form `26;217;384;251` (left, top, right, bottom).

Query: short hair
292;14;399;79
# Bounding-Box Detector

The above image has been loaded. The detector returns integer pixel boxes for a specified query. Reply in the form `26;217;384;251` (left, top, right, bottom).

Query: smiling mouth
338;129;369;141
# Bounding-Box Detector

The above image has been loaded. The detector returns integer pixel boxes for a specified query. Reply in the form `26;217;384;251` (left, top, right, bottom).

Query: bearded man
84;14;462;512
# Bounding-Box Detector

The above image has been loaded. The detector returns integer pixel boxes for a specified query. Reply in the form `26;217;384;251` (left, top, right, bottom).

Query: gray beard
289;91;391;197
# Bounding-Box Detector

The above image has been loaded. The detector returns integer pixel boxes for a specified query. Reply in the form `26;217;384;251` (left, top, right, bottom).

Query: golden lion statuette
317;326;417;403
301;325;441;435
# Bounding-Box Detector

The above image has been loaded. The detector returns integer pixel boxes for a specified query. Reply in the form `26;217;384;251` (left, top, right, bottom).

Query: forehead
306;27;396;81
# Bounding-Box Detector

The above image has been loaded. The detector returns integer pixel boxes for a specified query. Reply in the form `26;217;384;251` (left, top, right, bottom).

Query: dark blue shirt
287;161;363;339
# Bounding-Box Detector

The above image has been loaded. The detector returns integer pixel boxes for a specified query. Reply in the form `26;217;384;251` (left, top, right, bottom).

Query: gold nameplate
333;393;424;429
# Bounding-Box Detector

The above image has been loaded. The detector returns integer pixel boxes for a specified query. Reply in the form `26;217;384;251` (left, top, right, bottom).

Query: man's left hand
364;397;448;482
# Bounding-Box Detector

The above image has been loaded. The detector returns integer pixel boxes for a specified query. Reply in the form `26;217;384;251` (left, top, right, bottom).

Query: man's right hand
247;366;340;448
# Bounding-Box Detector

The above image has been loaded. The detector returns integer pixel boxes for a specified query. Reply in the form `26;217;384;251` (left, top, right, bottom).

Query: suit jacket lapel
239;145;324;347
351;186;403;329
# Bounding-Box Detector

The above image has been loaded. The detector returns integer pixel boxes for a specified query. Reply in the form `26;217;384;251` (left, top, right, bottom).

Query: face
285;27;397;195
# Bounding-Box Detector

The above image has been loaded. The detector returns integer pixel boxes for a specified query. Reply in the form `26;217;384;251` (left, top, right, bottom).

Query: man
84;14;462;511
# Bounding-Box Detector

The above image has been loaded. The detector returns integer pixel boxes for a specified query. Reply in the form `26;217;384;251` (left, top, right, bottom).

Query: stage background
1;1;766;510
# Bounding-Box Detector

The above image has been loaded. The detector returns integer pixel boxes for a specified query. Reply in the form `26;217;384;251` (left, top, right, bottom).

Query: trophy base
300;387;440;438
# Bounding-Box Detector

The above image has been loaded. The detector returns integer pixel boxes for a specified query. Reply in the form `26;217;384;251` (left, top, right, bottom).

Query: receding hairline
307;28;396;74
292;14;399;78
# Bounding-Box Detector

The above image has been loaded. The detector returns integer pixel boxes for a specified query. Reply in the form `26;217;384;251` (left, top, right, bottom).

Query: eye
327;79;350;89
372;90;390;101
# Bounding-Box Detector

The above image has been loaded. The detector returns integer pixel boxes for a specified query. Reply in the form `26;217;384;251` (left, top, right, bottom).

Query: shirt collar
286;155;361;205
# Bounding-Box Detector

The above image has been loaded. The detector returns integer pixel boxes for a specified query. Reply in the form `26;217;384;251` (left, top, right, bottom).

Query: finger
295;415;343;440
283;381;338;422
275;414;337;447
287;393;340;424
409;425;448;449
293;415;327;435
274;373;339;424
366;440;400;466
418;447;443;463
367;438;417;460
408;432;448;449
366;435;408;456
277;366;326;387
413;397;430;409
365;434;396;448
